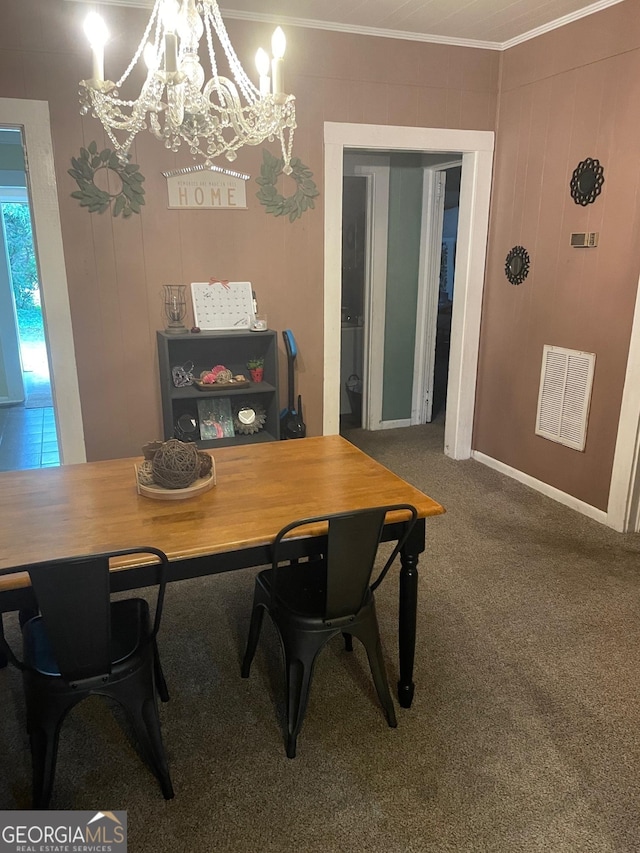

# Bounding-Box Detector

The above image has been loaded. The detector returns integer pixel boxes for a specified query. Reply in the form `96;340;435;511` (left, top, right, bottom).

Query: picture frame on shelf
197;397;235;440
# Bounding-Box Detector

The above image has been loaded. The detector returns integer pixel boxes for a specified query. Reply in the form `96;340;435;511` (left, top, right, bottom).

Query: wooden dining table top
0;435;444;588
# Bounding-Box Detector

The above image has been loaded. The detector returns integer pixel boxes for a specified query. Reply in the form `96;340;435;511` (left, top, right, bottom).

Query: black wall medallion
505;245;530;286
570;157;604;206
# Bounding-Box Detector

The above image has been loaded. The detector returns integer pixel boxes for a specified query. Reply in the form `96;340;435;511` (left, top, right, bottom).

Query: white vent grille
535;346;595;452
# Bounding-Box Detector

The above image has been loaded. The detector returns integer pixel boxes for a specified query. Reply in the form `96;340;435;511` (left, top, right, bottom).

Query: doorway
0;148;58;468
339;153;462;436
324;123;494;461
0;127;57;469
0;98;86;467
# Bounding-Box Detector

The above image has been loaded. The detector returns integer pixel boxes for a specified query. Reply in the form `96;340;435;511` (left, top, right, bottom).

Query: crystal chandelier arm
205;1;259;105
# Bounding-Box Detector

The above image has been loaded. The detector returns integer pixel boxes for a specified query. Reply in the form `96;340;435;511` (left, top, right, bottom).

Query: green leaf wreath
256;149;319;222
68;141;145;218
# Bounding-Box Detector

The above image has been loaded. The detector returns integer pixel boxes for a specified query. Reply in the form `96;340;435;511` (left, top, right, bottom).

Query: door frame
0;196;25;405
608;268;640;531
413;167;446;425
324;123;494;460
352;163;390;431
0;98;85;464
415;159;463;424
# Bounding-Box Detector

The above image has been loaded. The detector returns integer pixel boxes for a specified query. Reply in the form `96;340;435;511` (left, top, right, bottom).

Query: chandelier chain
116;2;160;90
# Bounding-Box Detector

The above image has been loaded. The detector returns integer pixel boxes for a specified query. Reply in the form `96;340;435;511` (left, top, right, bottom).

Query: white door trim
607;267;640;531
353;163;390;431
0;98;86;464
324;123;494;460
0;209;24;404
413;167;445;424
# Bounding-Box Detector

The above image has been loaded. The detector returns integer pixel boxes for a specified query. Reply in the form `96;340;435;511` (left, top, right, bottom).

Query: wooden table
0;435;444;707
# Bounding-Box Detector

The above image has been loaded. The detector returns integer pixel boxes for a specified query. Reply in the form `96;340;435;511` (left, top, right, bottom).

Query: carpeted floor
1;421;640;852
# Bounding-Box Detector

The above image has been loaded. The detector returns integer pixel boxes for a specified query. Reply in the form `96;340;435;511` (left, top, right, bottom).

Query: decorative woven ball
215;368;233;384
152;439;200;489
142;440;163;461
137;460;156;486
198;451;213;478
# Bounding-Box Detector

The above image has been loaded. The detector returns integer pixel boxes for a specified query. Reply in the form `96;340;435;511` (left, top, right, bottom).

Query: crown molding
500;0;626;49
219;10;502;50
64;0;627;52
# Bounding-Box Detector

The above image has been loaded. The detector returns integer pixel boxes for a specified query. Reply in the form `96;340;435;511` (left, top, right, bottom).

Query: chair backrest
0;546;168;684
272;505;418;620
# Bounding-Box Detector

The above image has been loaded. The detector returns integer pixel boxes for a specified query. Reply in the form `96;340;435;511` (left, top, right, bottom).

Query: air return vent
535;346;595;451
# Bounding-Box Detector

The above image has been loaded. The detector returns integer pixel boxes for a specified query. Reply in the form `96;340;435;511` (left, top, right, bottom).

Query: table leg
397;518;425;708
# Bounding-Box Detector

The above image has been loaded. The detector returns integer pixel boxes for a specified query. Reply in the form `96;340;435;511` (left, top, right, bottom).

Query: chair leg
153;641;170;703
29;721;63;809
365;636;397;728
241;604;265;678
283;648;317;759
24;683;74;809
353;617;397;729
140;697;174;800
124;683;174;800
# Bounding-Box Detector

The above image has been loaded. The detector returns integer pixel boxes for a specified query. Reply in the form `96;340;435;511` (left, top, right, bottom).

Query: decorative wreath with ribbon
68;141;146;217
256;149;319;222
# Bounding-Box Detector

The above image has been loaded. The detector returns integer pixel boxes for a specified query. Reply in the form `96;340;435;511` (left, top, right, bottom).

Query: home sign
164;166;248;210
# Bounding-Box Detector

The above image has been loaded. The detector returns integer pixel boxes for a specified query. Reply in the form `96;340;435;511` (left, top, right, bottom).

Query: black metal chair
241;504;418;758
0;546;174;808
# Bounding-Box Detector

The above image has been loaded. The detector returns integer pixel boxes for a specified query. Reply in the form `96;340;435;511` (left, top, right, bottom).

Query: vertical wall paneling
474;2;640;511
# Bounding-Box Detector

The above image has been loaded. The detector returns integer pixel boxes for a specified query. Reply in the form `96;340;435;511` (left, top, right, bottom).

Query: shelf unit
157;329;280;448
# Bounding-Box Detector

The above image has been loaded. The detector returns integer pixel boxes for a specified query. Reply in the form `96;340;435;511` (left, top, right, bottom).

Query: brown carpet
1;421;640;852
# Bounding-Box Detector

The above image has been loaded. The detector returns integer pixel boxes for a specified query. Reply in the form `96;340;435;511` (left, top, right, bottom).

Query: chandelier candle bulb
83;12;108;83
256;48;271;96
271;58;283;96
271;26;286;95
164;33;178;73
162;0;180;74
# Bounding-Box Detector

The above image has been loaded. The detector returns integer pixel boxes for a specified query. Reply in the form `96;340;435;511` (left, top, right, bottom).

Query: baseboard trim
377;418;412;430
471;451;609;526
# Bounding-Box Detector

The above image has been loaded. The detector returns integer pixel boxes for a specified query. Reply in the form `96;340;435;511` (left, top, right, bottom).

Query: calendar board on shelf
191;281;254;330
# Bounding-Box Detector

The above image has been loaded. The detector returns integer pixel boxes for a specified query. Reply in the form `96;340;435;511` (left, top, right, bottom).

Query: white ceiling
218;0;623;49
74;0;625;49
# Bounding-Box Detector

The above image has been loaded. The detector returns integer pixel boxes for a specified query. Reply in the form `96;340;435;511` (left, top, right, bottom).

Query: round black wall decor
505;245;530;286
570;157;604;206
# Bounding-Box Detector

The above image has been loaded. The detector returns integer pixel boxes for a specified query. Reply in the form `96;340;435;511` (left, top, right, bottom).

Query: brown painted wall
474;0;640;511
0;0;498;461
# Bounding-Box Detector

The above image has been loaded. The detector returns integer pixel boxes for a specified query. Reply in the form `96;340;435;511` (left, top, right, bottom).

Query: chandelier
79;0;297;173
